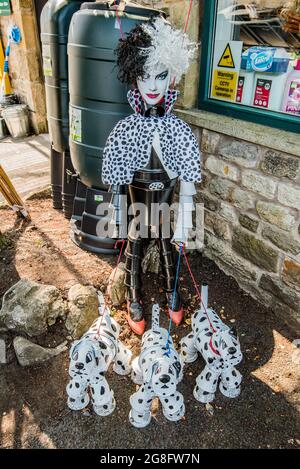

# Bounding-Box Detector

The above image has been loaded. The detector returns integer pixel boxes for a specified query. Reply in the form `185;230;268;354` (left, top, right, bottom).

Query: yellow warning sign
211;69;238;101
218;43;235;69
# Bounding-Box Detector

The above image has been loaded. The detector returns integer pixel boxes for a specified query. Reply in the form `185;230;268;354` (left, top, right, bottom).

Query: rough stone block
218;138;259;168
262;226;300;256
204;231;258;282
256;201;296;232
209;178;254;210
239;214;259;233
232;228;279;272
282;258;300;290
278;182;300;210
195;191;218;212
259;274;300;311
204;210;231;240
261;149;299;180
201;129;221;154
219;202;237;223
242;170;277;199
205;155;240;182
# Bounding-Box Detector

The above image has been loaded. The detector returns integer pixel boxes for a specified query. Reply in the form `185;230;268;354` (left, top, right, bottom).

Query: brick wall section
192;126;300;331
0;0;47;133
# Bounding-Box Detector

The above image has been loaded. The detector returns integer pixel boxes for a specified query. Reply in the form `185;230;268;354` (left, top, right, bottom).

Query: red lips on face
146;93;160;99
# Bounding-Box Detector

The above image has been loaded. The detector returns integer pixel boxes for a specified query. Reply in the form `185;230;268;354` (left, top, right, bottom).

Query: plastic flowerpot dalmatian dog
66;293;132;416
180;284;243;404
129;304;184;428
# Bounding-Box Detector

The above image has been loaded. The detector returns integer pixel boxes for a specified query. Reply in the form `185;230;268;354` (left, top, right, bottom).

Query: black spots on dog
204;343;208;351
232;369;237;377
117;360;122;365
69;383;73;388
103;405;108;410
81;398;85;403
141;358;146;364
75;382;80;389
182;350;187;356
228;347;236;354
138;399;143;404
199;316;206;322
169;405;174;410
195;385;199;392
203;391;209;396
111;323;117;333
208;357;214;364
100;387;105;395
176;395;180;401
91;387;95;394
206;372;212;381
70;398;75;402
99;342;107;350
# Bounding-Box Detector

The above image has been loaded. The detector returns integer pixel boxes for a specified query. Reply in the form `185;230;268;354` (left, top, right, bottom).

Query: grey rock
0;279;67;337
218;138;259;168
241;170;276;199
219;202;237;223
239;214;259;233
282;258;300;291
195;191;219;212
142;241;161;274
13;336;67;367
201;129;221;154
262;226;300;256
259;274;300;312
204;231;258;282
204;210;231;240
65;285;99;339
278;182;300;211
232;228;279;272
261;149;299;180
209;178;254;210
256;201;296;232
107;262;126;306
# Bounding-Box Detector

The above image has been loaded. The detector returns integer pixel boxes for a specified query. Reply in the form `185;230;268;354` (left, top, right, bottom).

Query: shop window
198;0;300;133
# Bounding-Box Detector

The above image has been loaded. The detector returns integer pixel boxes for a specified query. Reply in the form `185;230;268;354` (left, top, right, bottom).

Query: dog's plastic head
150;355;182;397
69;337;111;378
219;327;242;367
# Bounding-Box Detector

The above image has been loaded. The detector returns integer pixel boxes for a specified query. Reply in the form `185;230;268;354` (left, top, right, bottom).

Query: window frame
198;0;300;134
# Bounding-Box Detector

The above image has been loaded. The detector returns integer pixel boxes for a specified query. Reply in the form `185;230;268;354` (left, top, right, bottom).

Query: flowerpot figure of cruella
102;16;202;335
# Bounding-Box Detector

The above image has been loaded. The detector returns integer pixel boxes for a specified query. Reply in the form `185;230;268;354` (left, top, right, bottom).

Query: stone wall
0;0;47;133
191;126;300;331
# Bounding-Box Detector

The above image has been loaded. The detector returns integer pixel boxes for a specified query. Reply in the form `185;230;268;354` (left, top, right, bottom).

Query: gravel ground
0;195;299;449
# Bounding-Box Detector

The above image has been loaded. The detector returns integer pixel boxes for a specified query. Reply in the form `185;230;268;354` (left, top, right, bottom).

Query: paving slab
0;134;50;203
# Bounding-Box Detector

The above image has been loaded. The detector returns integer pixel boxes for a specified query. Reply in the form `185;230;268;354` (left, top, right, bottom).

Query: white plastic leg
219;367;242;399
129;384;154;428
161;391;185;422
92;390;116;416
66;379;89;411
130;356;143;385
180;333;198;363
193;367;219;404
113;341;132;376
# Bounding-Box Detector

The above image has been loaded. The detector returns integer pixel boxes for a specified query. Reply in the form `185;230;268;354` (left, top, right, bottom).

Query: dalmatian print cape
101;89;202;186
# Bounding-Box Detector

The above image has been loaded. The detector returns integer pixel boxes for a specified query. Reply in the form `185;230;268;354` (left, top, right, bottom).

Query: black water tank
41;0;87;153
68;1;162;190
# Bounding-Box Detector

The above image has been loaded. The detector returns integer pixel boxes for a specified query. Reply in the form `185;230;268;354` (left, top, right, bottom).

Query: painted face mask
137;65;171;106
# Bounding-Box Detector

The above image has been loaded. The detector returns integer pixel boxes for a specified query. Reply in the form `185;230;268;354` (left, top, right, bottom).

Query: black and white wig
116;16;197;85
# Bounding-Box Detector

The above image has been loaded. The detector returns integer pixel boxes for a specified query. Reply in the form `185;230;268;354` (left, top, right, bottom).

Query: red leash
181;246;217;334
